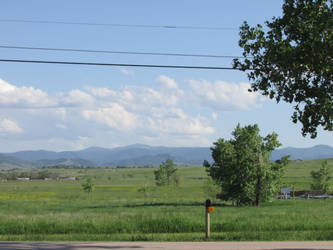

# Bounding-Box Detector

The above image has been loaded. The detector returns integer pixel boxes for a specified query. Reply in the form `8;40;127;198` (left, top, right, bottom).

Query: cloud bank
0;76;264;151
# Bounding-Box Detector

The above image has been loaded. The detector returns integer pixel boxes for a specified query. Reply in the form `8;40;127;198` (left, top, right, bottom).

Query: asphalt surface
0;242;333;250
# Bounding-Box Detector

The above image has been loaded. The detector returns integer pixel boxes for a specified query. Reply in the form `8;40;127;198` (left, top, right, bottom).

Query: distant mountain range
1;144;333;169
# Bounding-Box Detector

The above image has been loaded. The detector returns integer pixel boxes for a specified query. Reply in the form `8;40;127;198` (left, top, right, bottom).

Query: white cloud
147;108;214;136
82;103;138;131
156;75;184;98
157;75;178;89
88;85;179;109
0;76;252;150
87;87;134;106
59;89;95;106
188;80;262;110
45;136;93;151
0;78;55;108
0;118;22;134
88;87;116;98
120;68;135;77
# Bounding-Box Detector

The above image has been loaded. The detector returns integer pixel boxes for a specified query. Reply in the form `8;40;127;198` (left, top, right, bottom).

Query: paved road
0;242;332;250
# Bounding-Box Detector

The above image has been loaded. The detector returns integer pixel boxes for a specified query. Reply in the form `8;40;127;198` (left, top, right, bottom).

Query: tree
204;124;289;206
202;177;220;203
154;165;167;186
233;0;333;138
81;178;94;193
37;170;50;179
311;160;331;192
172;171;182;187
154;159;177;186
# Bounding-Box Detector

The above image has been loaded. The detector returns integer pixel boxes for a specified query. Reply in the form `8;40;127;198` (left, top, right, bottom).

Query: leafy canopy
233;0;333;138
311;160;332;192
204;124;289;206
154;159;177;186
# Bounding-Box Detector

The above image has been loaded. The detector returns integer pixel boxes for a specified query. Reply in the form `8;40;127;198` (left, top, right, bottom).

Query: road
0;241;332;250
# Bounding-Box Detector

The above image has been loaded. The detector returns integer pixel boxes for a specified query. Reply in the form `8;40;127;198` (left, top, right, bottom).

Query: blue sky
0;0;332;152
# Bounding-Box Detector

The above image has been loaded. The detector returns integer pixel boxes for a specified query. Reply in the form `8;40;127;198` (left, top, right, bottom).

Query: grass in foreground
0;161;333;241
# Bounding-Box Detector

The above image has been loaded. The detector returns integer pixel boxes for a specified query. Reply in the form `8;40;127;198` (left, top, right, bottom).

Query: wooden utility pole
205;206;210;238
205;199;214;238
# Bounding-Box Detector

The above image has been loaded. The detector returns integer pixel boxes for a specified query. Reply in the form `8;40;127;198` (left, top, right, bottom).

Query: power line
0;58;239;70
0;45;247;59
0;19;237;31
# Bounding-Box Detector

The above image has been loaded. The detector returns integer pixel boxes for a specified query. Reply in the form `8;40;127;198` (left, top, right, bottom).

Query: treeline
0;170;59;180
41;165;156;169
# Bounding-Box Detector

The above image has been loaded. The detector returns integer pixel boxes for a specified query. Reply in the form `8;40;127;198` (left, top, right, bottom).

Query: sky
0;0;332;152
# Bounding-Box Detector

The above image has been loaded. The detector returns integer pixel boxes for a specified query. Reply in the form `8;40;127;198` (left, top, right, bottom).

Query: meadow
0;159;333;241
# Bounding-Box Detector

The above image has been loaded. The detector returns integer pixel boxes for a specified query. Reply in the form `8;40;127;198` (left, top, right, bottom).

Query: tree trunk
255;175;261;206
254;153;263;206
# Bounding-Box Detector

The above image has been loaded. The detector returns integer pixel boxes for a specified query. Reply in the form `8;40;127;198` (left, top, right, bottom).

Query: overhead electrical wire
0;58;240;70
0;19;237;30
0;45;247;59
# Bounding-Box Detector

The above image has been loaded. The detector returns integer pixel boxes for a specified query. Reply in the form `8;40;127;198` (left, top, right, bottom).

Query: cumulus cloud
88;85;179;109
0;75;267;150
59;89;95;106
157;75;178;89
0;78;55;108
82;103;138;131
0;118;22;134
147;108;214;135
87;87;134;106
188;80;262;110
156;75;184;98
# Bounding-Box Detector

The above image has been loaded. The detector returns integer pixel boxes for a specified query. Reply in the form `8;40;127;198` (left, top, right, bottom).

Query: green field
0;159;333;241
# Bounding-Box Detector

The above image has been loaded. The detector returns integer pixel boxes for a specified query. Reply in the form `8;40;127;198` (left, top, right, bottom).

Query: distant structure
44;177;76;181
280;187;291;199
60;177;76;181
16;178;30;181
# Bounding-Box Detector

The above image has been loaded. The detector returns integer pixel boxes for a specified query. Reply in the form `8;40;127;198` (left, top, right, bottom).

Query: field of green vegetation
0;158;333;241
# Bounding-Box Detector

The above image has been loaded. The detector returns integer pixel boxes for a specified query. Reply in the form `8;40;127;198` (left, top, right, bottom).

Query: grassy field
0;159;333;241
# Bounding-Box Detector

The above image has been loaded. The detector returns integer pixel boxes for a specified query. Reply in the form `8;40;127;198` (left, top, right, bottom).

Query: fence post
205;199;211;238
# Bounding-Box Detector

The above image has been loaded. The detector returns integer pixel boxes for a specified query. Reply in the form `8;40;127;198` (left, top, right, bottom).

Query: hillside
282;158;333;189
271;145;333;161
0;154;36;170
1;144;333;169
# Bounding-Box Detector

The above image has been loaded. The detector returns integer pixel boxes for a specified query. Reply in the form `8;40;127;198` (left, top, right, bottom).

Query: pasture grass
0;159;333;241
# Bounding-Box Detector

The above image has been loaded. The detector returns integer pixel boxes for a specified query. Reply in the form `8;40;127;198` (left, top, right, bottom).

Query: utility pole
205;199;214;238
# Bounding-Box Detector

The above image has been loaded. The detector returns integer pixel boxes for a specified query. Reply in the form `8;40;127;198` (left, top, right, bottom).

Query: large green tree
204;124;289;206
233;0;333;138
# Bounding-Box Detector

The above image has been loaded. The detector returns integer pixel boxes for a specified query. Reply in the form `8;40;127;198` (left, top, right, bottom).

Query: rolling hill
1;144;332;169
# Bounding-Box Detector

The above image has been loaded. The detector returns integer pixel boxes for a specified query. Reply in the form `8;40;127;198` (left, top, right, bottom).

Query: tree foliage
154;159;177;186
233;0;333;138
311;160;331;192
81;178;94;193
202;177;220;203
204;124;289;206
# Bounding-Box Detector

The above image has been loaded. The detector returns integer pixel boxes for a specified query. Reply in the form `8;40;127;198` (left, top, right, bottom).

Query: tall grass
0;162;333;241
